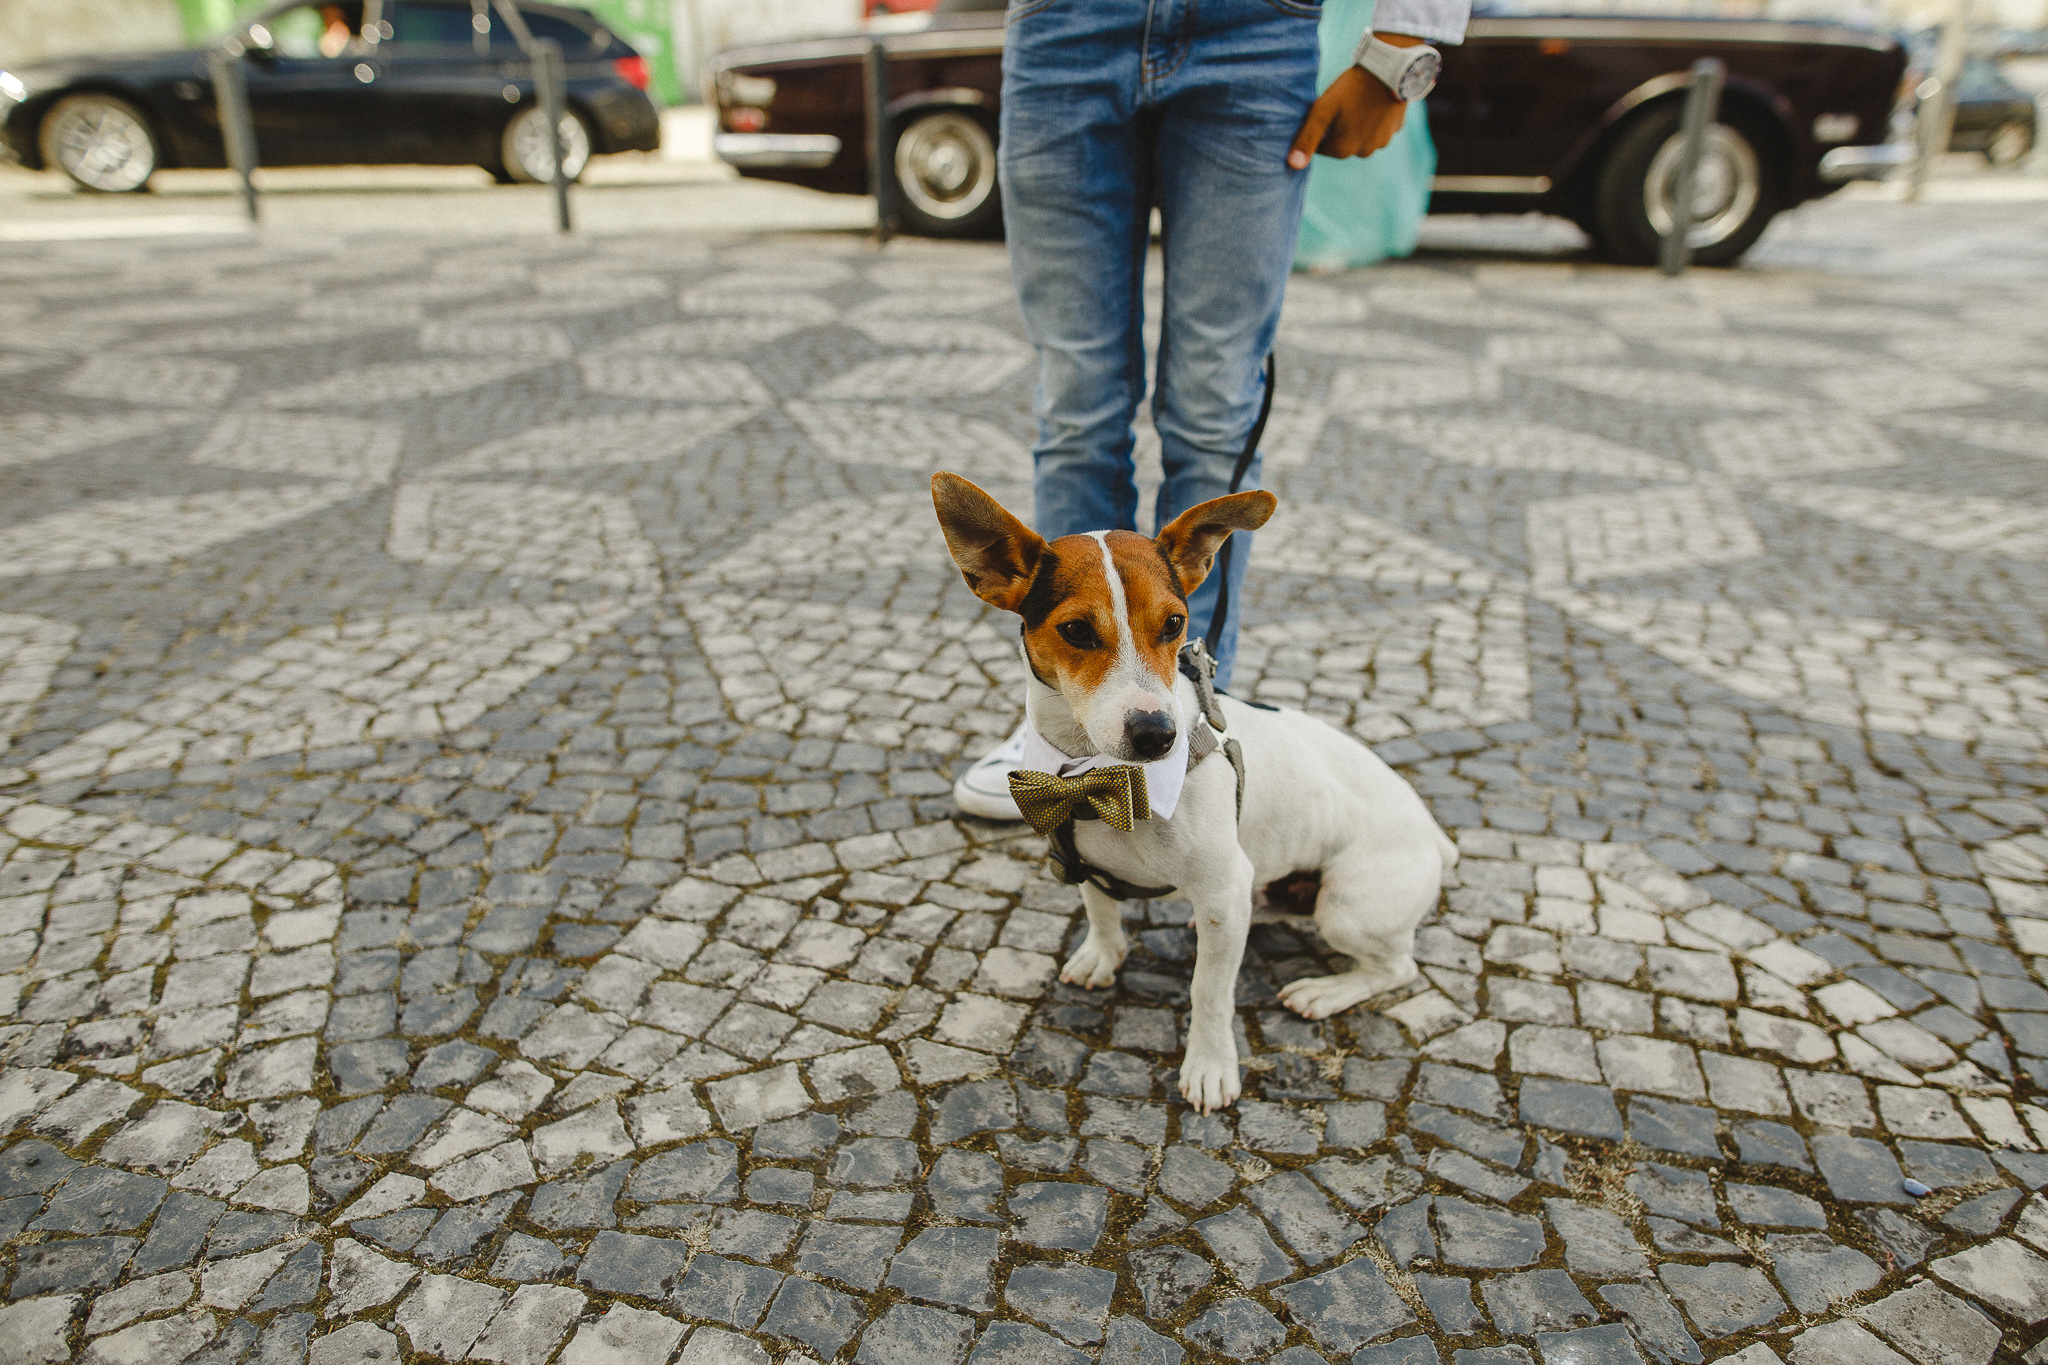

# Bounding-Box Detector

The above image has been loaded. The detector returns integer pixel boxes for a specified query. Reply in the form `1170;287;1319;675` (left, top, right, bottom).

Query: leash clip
1177;640;1229;734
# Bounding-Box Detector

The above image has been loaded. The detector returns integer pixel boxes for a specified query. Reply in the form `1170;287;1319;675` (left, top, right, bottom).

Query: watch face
1400;49;1442;100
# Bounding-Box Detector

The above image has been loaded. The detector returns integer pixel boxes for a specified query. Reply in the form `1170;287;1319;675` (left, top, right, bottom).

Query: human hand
1286;35;1425;169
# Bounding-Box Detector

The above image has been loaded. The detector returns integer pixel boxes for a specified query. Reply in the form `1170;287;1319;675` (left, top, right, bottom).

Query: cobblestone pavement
1;223;2046;1365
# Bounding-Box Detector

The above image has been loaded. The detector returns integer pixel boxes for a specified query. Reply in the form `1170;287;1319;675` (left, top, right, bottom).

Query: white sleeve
1365;0;1472;46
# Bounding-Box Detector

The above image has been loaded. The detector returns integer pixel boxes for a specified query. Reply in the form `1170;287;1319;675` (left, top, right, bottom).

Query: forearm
1289;0;1468;167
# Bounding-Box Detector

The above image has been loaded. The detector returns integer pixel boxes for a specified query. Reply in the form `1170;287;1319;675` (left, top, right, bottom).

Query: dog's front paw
1059;933;1126;989
1178;1046;1242;1114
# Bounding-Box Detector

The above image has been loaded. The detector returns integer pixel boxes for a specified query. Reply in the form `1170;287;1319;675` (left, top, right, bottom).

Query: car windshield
258;1;608;56
262;2;366;58
389;0;479;48
487;10;606;54
1955;57;2013;98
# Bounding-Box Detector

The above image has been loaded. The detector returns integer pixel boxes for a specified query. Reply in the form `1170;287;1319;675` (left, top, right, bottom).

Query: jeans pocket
1007;0;1059;21
1258;0;1322;14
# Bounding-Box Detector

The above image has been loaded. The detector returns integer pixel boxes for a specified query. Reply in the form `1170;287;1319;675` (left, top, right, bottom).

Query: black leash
1202;352;1276;657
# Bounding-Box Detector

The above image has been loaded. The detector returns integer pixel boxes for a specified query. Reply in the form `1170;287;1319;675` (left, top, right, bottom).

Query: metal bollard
1909;0;1969;202
534;38;572;234
488;0;573;232
207;45;259;224
863;37;893;245
1660;57;1725;277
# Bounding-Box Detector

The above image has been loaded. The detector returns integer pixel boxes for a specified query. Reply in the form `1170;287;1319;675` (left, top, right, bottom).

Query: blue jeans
1000;0;1319;689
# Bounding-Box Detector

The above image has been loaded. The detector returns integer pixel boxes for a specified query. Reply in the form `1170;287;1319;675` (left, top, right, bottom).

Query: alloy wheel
893;110;996;222
1988;121;2033;169
44;96;156;193
507;107;591;183
1642;123;1762;249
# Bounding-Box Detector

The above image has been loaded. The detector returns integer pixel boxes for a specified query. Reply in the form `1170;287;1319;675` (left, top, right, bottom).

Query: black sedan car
0;0;660;192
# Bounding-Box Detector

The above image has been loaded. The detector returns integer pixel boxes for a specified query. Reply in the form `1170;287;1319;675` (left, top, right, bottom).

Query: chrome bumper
1819;142;1915;183
713;133;842;169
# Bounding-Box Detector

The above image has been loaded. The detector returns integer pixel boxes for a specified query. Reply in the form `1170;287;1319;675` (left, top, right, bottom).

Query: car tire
39;92;159;194
500;105;592;184
1986;120;2034;168
888;108;1002;239
1592;104;1779;268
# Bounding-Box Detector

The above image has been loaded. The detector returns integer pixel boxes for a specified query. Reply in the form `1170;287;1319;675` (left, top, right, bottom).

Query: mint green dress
1294;0;1437;272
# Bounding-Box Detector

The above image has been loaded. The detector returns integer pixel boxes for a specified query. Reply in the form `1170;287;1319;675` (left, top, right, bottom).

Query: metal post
1909;0;1969;202
1661;57;1725;276
679;0;710;104
491;0;572;232
863;37;893;245
535;38;572;233
207;45;259;224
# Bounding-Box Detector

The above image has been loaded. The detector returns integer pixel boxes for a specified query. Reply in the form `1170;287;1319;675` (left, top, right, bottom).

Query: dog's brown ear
1155;491;1277;595
931;473;1048;613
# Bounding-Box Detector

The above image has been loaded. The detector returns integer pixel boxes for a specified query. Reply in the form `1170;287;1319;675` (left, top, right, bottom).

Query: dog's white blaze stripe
1085;531;1145;684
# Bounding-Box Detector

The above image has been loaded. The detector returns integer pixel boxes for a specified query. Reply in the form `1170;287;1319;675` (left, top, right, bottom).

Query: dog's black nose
1126;710;1176;761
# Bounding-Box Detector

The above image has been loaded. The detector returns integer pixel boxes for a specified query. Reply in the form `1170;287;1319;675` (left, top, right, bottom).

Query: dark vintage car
711;0;1907;266
0;0;659;193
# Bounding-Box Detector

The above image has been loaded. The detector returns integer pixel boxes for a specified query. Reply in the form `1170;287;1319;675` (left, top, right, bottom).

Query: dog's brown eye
1057;620;1099;649
1162;614;1185;641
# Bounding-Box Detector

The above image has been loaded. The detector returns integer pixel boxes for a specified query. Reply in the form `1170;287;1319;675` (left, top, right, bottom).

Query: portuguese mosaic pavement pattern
0;224;2044;1365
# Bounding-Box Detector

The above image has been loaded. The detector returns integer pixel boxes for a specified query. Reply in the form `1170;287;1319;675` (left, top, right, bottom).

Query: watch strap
1352;35;1436;100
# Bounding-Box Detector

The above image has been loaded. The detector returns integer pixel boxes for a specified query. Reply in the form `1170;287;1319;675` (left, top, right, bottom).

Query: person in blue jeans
954;0;1472;821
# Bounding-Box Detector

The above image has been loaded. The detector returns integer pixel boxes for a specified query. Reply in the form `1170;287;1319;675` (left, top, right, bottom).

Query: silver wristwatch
1352;34;1442;102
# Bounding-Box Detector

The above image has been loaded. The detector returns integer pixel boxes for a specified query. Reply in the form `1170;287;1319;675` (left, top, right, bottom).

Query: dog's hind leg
1279;845;1441;1021
1059;882;1129;989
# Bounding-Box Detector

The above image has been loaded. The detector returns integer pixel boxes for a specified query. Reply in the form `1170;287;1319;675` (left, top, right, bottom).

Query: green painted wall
176;0;253;41
182;0;312;43
177;0;682;104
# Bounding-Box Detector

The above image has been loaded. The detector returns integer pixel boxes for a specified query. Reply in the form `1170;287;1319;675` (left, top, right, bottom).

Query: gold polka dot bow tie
1008;765;1153;837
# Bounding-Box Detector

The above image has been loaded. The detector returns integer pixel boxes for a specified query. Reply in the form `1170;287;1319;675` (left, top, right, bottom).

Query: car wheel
1986;120;2033;168
889;108;1001;239
500;105;592;184
39;92;159;193
1593;104;1778;268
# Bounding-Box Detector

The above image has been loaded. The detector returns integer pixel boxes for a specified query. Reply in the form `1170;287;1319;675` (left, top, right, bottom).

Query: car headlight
718;71;776;107
1812;113;1860;144
0;71;26;118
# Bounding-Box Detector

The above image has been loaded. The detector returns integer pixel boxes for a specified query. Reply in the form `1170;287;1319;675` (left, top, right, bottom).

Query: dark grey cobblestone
0;228;2043;1364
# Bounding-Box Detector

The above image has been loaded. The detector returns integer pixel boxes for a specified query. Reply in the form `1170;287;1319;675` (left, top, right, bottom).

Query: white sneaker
953;720;1029;821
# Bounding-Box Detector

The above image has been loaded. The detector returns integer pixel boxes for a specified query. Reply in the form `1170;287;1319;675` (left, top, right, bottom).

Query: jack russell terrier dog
931;473;1457;1113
